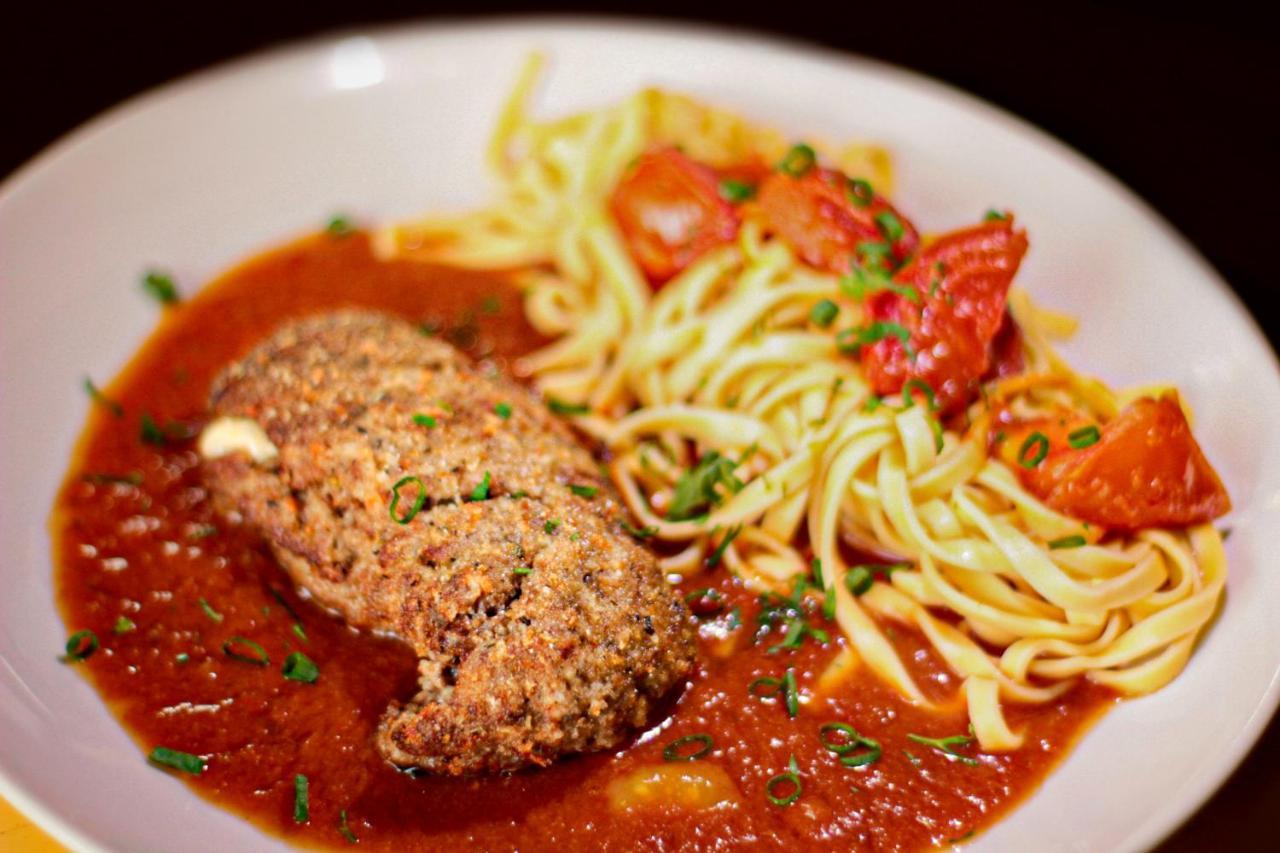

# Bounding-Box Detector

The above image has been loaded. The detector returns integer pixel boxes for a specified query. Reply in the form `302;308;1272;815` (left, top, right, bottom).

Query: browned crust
201;311;695;774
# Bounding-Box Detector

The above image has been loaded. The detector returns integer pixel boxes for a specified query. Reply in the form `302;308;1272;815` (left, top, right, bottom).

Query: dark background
5;2;1276;848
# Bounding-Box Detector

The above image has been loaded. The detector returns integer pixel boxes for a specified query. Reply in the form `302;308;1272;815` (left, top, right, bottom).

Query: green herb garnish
494;402;513;420
326;215;354;237
1048;534;1087;550
1017;432;1050;468
294;773;310;823
142;270;179;305
821;723;883;767
1068;425;1101;449
766;757;803;807
149;747;205;775
809;298;840;328
836;321;914;357
83;377;123;417
222;637;269;667
845;566;873;596
469;471;492;502
60;629;99;662
906;732;980;766
282;651;319;684
663;733;714;762
707;525;743;567
547;398;590;415
875;210;905;242
568;483;598;499
718;178;756;203
338;810;358;844
666;451;743;521
777;143;817;177
389;475;427;524
198;598;224;623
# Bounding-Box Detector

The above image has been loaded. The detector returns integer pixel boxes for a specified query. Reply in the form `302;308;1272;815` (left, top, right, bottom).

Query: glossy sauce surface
54;233;1115;850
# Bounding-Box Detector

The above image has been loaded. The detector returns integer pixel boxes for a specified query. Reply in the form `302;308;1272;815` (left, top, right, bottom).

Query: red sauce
53;233;1116;850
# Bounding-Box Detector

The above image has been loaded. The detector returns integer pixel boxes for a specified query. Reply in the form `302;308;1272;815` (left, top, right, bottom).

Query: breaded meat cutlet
200;311;696;774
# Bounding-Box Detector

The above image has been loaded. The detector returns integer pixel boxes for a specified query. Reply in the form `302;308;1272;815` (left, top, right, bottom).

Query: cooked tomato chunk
610;148;740;285
757;166;918;274
862;218;1029;414
998;395;1231;531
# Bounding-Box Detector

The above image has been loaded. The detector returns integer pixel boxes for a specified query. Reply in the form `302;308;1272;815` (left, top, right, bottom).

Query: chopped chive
148;747;205;775
494;402;513;420
1068;425;1101;449
663;733;714;762
139;413;167;446
282;651;319;683
82;471;143;486
338;809;358;844
845;566;873;596
984;209;1010;222
1048;534;1087;550
902;378;940;412
810;558;826;588
175;653;190;664
268;588;301;621
469;472;492;502
766;767;802;807
544;519;561;534
326;215;354;237
666;451;743;521
856;239;895;269
621;520;657;539
783;668;800;718
113;616;137;635
846;177;874;208
707;525;743;567
512;566;534;576
294;774;310;823
863;395;884;413
823;584;836;621
907;732;980;766
389;475;428;524
904;750;922;767
141;270;179;305
291;623;308;642
222;637;269;667
568;483;598;499
821;723;883;767
547;398;590;415
874;211;905;242
412;413;437;428
1017;432;1050;468
836;321;913;357
83;378;124;417
60;629;99;662
809;298;840;328
777;142;817;177
749;675;783;697
718;178;756;203
840;265;920;303
198;598;224;623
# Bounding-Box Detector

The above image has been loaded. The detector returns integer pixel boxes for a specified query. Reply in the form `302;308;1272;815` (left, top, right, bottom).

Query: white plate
2;18;1278;853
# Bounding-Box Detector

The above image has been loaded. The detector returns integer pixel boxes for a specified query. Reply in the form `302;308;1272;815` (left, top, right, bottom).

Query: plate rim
2;15;1277;853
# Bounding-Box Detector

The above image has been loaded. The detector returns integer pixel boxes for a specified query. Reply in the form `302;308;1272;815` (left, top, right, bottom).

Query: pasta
376;56;1228;751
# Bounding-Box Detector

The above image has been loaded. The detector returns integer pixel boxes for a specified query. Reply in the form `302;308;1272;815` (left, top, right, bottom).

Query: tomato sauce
53;233;1115;850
